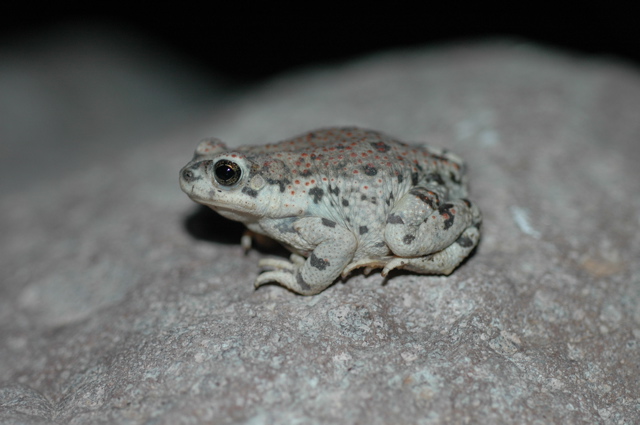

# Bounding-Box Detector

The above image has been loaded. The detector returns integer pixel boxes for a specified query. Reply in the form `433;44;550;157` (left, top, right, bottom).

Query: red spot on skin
295;180;300;184
350;153;357;157
291;192;295;195
301;153;308;157
361;152;368;157
306;163;311;167
231;154;237;158
363;186;369;190
322;177;327;181
442;213;449;219
353;170;359;174
451;209;456;214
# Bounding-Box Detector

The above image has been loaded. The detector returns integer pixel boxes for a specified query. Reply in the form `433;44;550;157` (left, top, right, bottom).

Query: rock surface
1;32;639;424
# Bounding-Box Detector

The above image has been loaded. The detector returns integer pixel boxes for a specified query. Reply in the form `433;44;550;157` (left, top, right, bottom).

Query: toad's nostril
181;168;197;182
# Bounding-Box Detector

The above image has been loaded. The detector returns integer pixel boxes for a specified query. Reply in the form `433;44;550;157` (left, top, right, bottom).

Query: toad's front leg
255;217;357;295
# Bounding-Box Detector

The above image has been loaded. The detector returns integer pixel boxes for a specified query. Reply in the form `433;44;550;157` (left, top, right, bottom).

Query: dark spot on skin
385;192;395;206
334;144;346;150
275;221;297;234
462;198;472;207
359;226;368;235
411;172;419;186
309;187;324;203
397;174;404;184
342;198;349;207
456;235;474;248
425;173;445;186
265;178;290;192
387;214;404;224
329;185;340;196
403;234;415;244
322;218;336;228
438;203;455;230
410;188;438;209
296;272;311;291
370;141;391;153
363;164;377;176
242;187;258;198
361;194;367;201
374;241;387;248
449;171;462;184
310;253;330;270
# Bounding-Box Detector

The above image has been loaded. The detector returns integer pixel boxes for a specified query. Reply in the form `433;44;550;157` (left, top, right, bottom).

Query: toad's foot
341;257;395;278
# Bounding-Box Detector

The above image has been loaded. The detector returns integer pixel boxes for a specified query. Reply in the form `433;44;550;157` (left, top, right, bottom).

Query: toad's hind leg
384;186;482;275
382;224;480;276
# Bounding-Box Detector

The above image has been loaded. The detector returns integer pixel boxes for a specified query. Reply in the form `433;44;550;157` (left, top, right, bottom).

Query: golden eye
214;160;242;186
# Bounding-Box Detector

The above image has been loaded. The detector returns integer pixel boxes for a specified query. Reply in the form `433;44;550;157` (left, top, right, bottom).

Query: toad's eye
213;160;242;185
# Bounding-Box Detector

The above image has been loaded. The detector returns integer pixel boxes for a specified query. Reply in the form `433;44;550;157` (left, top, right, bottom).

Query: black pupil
214;160;240;185
216;165;234;180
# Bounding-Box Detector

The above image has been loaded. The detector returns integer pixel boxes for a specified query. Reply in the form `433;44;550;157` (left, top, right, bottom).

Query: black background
2;8;638;82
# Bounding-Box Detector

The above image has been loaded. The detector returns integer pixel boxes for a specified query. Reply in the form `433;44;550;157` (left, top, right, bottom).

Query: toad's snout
179;163;206;196
180;160;212;185
180;167;199;183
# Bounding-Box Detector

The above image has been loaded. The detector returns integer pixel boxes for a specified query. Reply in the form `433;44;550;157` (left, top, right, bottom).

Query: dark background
2;9;638;83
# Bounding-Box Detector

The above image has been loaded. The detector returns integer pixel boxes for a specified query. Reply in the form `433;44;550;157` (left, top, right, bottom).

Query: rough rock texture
1;32;639;424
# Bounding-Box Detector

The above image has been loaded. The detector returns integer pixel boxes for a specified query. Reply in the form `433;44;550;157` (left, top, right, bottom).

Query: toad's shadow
183;205;289;257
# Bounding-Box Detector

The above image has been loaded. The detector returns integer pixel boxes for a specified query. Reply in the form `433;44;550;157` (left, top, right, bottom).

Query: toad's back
236;127;469;232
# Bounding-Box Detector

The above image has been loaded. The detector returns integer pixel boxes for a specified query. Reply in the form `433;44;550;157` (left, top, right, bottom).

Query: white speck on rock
511;206;541;238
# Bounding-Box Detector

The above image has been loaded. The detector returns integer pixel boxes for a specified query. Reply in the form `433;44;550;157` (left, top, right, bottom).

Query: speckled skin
179;127;481;295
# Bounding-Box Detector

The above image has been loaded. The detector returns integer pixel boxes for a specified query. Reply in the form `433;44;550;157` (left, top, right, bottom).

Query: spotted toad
179;127;481;295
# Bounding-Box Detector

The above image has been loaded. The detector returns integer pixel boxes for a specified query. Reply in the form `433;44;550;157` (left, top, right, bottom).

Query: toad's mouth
184;189;258;215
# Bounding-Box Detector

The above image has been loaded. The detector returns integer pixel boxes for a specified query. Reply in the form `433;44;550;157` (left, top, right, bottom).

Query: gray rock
1;31;639;424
